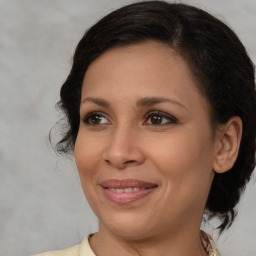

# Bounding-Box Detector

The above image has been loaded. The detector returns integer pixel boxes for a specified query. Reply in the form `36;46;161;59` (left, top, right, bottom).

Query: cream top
34;231;220;256
33;234;95;256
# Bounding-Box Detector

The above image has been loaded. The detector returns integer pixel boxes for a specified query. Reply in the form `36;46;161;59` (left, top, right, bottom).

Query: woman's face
75;41;218;239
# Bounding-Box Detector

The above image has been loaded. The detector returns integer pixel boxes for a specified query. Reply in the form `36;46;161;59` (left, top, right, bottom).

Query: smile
107;187;147;193
101;179;158;204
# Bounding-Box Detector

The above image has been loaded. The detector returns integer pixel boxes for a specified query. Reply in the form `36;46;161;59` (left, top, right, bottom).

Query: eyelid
82;110;178;126
144;110;178;125
82;111;111;125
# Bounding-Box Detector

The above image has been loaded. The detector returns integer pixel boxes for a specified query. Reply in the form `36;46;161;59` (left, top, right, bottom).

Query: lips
101;179;158;204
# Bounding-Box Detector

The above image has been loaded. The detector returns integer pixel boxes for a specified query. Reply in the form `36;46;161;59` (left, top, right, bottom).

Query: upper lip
101;179;158;189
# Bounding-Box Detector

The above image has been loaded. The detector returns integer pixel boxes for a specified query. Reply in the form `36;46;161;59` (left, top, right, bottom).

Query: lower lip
102;187;157;204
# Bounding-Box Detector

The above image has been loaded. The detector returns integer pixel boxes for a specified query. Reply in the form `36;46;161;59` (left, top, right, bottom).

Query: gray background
0;0;255;255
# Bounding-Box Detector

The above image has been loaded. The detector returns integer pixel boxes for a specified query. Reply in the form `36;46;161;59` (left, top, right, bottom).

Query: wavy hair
52;1;256;233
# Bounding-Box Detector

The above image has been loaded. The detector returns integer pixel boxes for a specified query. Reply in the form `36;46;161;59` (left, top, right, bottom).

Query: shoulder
33;234;96;256
33;244;80;256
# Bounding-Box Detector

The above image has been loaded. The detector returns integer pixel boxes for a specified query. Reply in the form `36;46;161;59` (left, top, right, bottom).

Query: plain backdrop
0;0;255;255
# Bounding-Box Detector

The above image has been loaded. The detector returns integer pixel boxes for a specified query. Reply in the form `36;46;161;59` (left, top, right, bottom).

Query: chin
99;211;156;240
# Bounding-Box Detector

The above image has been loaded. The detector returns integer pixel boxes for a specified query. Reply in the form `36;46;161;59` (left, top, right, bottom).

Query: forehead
81;41;209;113
84;41;188;80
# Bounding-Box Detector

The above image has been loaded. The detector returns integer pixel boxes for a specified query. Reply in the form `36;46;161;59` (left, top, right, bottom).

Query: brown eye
150;115;163;124
145;111;178;125
90;115;103;124
83;112;109;125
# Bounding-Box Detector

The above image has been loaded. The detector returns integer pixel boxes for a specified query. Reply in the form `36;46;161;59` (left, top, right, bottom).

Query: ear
213;116;243;173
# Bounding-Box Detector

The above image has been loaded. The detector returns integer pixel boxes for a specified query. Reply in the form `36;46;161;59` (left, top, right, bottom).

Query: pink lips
101;179;158;204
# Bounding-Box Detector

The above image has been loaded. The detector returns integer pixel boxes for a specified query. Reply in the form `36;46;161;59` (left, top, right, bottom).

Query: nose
103;125;145;169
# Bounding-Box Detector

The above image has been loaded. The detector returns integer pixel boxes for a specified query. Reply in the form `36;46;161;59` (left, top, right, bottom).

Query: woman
35;1;256;255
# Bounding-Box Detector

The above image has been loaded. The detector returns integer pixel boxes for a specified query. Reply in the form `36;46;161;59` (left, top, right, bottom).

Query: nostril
124;160;136;165
105;160;111;165
104;159;137;168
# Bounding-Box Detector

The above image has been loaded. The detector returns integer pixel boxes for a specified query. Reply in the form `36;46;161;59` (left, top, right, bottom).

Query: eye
83;112;110;125
144;111;177;125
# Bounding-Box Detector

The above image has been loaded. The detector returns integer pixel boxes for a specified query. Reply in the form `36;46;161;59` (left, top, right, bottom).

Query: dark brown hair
53;1;256;233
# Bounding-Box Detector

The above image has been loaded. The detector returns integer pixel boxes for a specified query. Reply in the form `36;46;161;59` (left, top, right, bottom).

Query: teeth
108;187;147;193
124;188;133;192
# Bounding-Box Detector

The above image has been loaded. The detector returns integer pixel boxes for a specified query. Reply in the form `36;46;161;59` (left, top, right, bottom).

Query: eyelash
82;111;178;126
82;112;109;125
144;111;178;125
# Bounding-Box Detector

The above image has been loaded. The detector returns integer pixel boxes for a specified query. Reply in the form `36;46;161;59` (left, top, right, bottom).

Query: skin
74;41;242;256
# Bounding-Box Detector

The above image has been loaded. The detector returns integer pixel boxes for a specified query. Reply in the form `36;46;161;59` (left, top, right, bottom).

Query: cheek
74;131;101;189
148;128;214;200
75;127;103;166
151;130;212;169
74;132;106;215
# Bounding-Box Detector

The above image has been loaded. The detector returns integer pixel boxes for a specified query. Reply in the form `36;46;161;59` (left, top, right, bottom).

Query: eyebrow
136;97;187;109
81;97;110;107
81;96;187;110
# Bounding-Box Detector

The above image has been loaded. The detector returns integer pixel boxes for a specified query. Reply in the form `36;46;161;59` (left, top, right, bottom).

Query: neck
89;225;208;256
